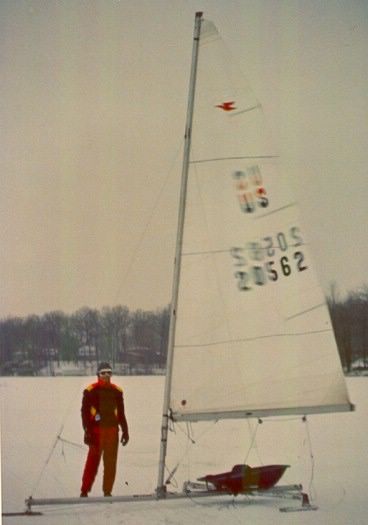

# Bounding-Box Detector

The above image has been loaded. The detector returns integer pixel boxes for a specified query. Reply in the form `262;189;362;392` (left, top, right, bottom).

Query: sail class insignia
215;101;237;111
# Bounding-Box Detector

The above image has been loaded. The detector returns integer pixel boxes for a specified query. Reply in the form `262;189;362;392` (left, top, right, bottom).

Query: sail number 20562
230;227;308;291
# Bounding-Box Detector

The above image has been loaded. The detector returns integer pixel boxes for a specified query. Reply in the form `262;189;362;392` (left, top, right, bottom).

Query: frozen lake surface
1;375;367;524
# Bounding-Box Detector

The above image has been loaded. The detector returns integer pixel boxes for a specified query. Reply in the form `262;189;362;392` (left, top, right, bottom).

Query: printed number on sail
233;167;269;212
231;227;308;291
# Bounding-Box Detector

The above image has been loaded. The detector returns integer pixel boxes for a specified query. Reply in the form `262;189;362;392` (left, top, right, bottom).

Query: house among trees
0;305;169;376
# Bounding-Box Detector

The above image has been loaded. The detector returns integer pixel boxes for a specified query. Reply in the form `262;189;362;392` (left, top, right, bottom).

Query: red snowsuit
80;379;129;495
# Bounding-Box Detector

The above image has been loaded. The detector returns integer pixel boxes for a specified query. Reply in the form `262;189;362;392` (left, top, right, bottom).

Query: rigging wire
30;423;65;496
250;415;318;502
166;413;319;507
244;419;263;465
243;419;262;464
113;139;184;305
28;141;184;498
29;378;85;496
303;416;317;501
164;420;219;487
164;422;196;487
58;436;85;452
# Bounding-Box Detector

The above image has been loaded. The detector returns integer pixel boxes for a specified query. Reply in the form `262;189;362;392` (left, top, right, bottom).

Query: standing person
80;362;129;497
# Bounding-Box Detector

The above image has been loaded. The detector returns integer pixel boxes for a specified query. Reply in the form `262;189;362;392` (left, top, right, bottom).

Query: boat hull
198;464;289;494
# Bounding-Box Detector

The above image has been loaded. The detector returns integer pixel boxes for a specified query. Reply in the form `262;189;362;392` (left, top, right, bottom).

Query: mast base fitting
156;485;168;499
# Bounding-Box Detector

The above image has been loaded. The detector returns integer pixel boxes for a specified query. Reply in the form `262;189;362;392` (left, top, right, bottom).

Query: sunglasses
99;371;112;376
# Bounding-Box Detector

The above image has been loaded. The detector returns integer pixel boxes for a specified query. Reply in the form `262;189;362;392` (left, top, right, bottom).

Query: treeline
1;286;368;376
327;285;368;373
0;305;169;375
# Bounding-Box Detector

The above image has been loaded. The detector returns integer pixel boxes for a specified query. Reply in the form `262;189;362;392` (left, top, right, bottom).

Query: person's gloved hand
121;432;129;446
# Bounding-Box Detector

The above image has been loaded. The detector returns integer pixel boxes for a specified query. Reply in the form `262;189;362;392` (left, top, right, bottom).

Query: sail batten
175;329;335;348
191;155;280;164
230;103;262;116
182;249;229;256
285;303;326;320
254;202;297;218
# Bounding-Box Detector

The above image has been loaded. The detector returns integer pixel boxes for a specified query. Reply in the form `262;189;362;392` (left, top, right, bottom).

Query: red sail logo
215;101;236;111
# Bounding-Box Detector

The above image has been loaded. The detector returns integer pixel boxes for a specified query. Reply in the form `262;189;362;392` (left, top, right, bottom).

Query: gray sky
1;0;367;317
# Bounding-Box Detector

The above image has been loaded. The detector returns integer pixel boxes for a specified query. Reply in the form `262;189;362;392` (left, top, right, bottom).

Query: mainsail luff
156;11;203;495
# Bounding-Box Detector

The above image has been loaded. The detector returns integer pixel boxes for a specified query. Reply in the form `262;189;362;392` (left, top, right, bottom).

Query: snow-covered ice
1;376;367;524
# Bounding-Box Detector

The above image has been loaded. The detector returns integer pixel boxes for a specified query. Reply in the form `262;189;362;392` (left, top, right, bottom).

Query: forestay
169;19;352;422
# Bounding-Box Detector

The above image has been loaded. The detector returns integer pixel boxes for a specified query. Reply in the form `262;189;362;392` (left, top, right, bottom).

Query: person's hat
97;362;112;374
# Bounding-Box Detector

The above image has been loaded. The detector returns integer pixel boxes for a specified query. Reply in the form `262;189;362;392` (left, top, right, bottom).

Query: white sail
168;19;352;422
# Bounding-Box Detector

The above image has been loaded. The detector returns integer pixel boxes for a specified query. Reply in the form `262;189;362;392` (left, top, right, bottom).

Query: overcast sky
1;0;367;318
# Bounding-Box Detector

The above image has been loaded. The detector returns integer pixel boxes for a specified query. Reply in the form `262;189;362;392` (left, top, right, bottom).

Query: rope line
30;424;65;496
29;379;84;496
243;419;261;464
114;140;183;304
58;436;85;451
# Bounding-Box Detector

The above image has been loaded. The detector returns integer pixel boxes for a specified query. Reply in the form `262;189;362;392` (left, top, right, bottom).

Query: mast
156;11;203;496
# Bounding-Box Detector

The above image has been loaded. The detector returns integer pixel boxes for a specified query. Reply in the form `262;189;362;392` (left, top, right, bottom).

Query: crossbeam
24;489;233;512
25;483;306;513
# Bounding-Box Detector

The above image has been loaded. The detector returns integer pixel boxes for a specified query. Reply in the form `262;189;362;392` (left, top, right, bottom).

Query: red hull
198;464;289;494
